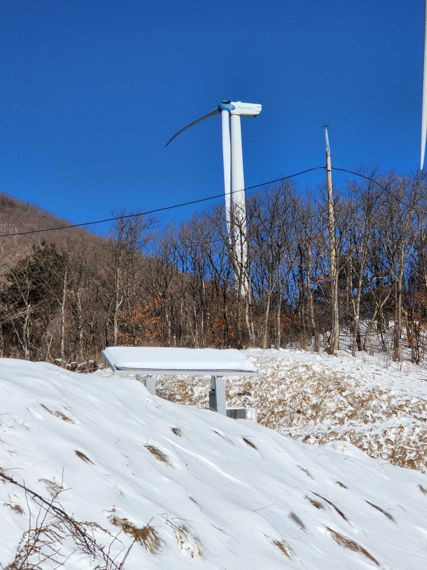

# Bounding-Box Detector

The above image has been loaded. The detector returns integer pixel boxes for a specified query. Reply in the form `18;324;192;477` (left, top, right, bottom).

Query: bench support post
145;376;157;394
209;376;226;415
137;375;157;395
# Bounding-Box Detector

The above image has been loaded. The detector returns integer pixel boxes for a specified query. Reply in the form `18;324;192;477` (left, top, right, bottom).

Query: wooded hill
0;193;107;271
0;171;425;367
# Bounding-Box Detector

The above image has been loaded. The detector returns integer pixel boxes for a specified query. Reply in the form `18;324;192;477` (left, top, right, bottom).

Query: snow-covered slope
0;358;426;569
152;349;427;472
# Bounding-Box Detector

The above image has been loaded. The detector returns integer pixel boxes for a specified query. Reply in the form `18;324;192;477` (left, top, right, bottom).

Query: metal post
143;376;157;395
209;376;226;415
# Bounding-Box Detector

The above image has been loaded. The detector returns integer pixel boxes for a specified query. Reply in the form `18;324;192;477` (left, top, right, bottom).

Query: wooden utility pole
324;126;339;354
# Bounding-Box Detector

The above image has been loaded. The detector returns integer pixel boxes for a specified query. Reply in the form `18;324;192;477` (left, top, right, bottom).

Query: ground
150;349;427;472
0;355;426;568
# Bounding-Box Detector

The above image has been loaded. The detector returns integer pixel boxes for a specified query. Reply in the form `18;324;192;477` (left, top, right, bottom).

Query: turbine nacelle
218;100;262;117
165;100;262;147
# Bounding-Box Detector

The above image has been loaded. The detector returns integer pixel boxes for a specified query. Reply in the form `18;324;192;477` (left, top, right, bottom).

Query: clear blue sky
0;0;423;233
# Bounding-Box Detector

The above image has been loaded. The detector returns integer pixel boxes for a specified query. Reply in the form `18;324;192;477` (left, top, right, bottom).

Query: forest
0;171;425;367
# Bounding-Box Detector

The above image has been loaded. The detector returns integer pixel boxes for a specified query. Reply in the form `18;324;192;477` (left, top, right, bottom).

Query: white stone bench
101;346;257;415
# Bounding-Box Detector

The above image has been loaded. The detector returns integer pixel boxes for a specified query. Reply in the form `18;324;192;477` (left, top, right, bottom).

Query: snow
1;356;427;568
145;348;427;472
102;347;256;374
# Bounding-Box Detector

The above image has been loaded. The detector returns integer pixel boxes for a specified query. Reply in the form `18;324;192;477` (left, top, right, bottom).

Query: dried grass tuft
306;496;324;510
171;427;182;437
145;445;170;465
41;404;74;423
189;496;202;510
336;481;348;489
213;430;235;445
111;516;161;553
327;527;379;566
365;500;395;522
213;430;225;438
419;484;427;495
74;450;94;464
297;465;314;479
39;479;63;498
166;519;204;558
242;437;257;450
3;502;24;515
313;492;348;521
272;538;293;558
289;512;305;530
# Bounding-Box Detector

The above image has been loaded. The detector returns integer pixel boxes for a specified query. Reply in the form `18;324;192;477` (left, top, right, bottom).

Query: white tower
166;100;262;296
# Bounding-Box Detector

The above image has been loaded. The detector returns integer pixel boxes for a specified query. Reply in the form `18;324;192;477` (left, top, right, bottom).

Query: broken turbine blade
165;108;219;147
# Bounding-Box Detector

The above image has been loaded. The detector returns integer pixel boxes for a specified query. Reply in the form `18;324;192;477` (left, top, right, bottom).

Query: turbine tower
166;100;262;296
421;0;427;169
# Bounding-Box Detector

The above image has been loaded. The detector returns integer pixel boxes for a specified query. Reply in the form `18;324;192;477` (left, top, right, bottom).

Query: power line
0;165;416;239
333;166;413;210
0;167;325;238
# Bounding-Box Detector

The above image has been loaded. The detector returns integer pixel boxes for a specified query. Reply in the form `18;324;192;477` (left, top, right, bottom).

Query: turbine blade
165;108;219;147
421;0;427;169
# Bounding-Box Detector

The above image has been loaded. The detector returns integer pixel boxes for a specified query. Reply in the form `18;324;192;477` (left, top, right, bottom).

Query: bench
101;346;257;415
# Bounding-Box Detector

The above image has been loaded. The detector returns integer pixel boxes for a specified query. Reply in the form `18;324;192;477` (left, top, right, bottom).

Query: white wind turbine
421;0;427;169
165;100;262;296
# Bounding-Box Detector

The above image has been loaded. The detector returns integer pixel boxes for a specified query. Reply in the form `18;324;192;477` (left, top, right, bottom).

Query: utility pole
324;126;339;355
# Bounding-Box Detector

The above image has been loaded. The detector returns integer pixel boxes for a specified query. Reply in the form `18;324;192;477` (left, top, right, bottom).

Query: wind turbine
421;0;427;169
165;100;262;296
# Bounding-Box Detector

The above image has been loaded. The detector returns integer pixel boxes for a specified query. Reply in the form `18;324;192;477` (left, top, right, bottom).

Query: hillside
0;192;109;274
0;192;149;364
0;357;426;569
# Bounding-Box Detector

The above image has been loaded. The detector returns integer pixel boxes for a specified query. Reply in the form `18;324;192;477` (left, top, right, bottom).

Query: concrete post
209;376;226;415
136;374;157;395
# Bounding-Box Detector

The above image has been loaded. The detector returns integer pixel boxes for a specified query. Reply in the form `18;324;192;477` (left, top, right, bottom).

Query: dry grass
365;500;395;522
313;493;348;521
41;404;74;423
156;357;427;472
39;479;63;498
110;516;161;553
306;496;324;510
213;430;225;439
145;445;171;465
1;471;129;569
336;481;348;489
297;465;314;479
327;527;379;566
242;437;257;449
189;496;202;510
166;519;204;559
74;450;94;464
419;484;427;495
272;538;293;558
171;427;182;437
289;512;305;530
3;502;24;515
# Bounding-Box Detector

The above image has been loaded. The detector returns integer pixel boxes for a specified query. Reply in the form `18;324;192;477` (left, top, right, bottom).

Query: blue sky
0;0;423;234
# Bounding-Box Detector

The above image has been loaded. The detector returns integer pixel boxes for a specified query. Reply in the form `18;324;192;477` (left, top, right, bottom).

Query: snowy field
0;357;427;568
149;349;427;472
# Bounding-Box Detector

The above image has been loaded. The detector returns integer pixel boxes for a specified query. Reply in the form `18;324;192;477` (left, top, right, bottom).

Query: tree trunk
393;268;404;362
60;267;68;361
263;281;273;349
